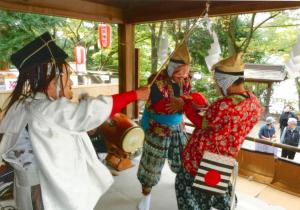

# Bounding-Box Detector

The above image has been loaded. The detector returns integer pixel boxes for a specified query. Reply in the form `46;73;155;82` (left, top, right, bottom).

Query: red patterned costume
182;92;263;176
175;53;263;210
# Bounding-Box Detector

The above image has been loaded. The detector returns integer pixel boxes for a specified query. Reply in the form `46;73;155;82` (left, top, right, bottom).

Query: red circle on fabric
204;169;221;186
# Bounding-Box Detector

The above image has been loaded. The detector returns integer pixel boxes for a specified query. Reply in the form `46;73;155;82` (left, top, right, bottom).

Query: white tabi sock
138;194;151;210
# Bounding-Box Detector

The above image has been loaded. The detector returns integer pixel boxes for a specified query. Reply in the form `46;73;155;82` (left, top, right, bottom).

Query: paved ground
95;156;299;210
94;117;300;210
1;120;299;210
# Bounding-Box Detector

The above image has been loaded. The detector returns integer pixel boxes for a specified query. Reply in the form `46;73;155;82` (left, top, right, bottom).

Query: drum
99;113;145;153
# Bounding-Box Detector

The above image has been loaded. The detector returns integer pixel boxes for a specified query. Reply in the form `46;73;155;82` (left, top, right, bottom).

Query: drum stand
105;144;134;171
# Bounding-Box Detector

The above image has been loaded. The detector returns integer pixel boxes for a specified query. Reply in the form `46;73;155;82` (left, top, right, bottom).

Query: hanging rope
148;1;211;86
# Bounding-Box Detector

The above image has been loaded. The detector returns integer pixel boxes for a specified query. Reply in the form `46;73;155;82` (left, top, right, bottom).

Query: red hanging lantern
98;24;112;48
74;46;86;64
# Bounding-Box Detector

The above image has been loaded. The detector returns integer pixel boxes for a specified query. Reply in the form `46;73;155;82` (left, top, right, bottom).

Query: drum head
122;127;145;153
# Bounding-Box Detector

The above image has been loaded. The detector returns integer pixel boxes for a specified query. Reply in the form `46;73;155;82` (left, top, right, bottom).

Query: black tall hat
11;32;68;72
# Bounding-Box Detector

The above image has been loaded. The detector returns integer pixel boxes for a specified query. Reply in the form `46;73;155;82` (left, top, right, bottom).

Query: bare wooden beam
134;48;140;119
245;79;277;83
125;1;300;24
209;1;300;18
118;23;136;118
0;0;124;23
1;1;300;24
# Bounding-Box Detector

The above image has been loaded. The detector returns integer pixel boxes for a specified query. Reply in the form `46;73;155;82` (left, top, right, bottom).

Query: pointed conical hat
213;52;244;74
170;41;191;64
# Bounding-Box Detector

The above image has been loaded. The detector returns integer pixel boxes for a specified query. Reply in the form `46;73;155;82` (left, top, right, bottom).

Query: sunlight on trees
1;9;300;104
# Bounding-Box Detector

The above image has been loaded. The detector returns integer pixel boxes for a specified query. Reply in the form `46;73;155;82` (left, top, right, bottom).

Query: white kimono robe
0;93;114;210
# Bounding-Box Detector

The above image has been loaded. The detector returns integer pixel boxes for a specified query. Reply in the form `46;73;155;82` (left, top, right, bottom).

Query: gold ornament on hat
170;41;191;65
213;52;244;74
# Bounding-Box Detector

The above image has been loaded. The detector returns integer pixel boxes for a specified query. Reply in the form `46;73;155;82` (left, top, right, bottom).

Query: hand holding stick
136;85;151;101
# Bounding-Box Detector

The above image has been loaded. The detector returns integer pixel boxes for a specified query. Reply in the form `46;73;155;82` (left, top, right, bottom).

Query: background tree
0;10;120;73
212;12;298;111
58;20;119;72
214;13;280;56
88;24;119;72
149;22;164;73
0;11;64;70
136;19;213;85
1;9;299;109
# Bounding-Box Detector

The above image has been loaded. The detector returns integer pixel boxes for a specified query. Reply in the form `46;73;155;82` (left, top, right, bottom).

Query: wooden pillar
118;23;136;118
134;48;140;119
265;82;272;116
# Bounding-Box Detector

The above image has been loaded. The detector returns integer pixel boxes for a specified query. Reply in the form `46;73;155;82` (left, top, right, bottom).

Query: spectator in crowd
279;105;298;136
256;116;277;155
280;118;300;160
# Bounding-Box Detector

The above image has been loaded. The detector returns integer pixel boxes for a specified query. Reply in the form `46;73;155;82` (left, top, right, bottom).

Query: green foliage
0;10;120;72
192;74;220;104
135;24;152;85
188;27;213;72
214;12;298;63
135;20;215;85
87;24;119;72
211;12;298;107
1;9;300;106
0;11;64;69
135;12;299;103
58;20;119;72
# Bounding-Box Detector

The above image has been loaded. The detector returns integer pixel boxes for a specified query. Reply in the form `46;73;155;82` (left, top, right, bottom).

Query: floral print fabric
182;92;263;176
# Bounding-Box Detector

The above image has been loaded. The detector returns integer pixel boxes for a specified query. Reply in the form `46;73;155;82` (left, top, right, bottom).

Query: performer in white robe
0;32;149;210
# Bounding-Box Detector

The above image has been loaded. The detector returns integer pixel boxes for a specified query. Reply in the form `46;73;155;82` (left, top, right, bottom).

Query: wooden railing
184;122;300;153
245;136;300;153
137;114;300;153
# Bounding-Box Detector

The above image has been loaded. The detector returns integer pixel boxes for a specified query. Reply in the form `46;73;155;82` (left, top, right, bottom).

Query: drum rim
121;126;144;153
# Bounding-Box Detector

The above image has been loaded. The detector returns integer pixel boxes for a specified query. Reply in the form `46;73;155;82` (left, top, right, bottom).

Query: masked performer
137;42;207;210
176;53;263;210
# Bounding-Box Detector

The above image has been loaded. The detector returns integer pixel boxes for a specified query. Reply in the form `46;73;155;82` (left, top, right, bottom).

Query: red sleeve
153;92;208;116
110;91;137;117
183;101;203;127
182;92;208;127
191;92;208;106
152;98;170;113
